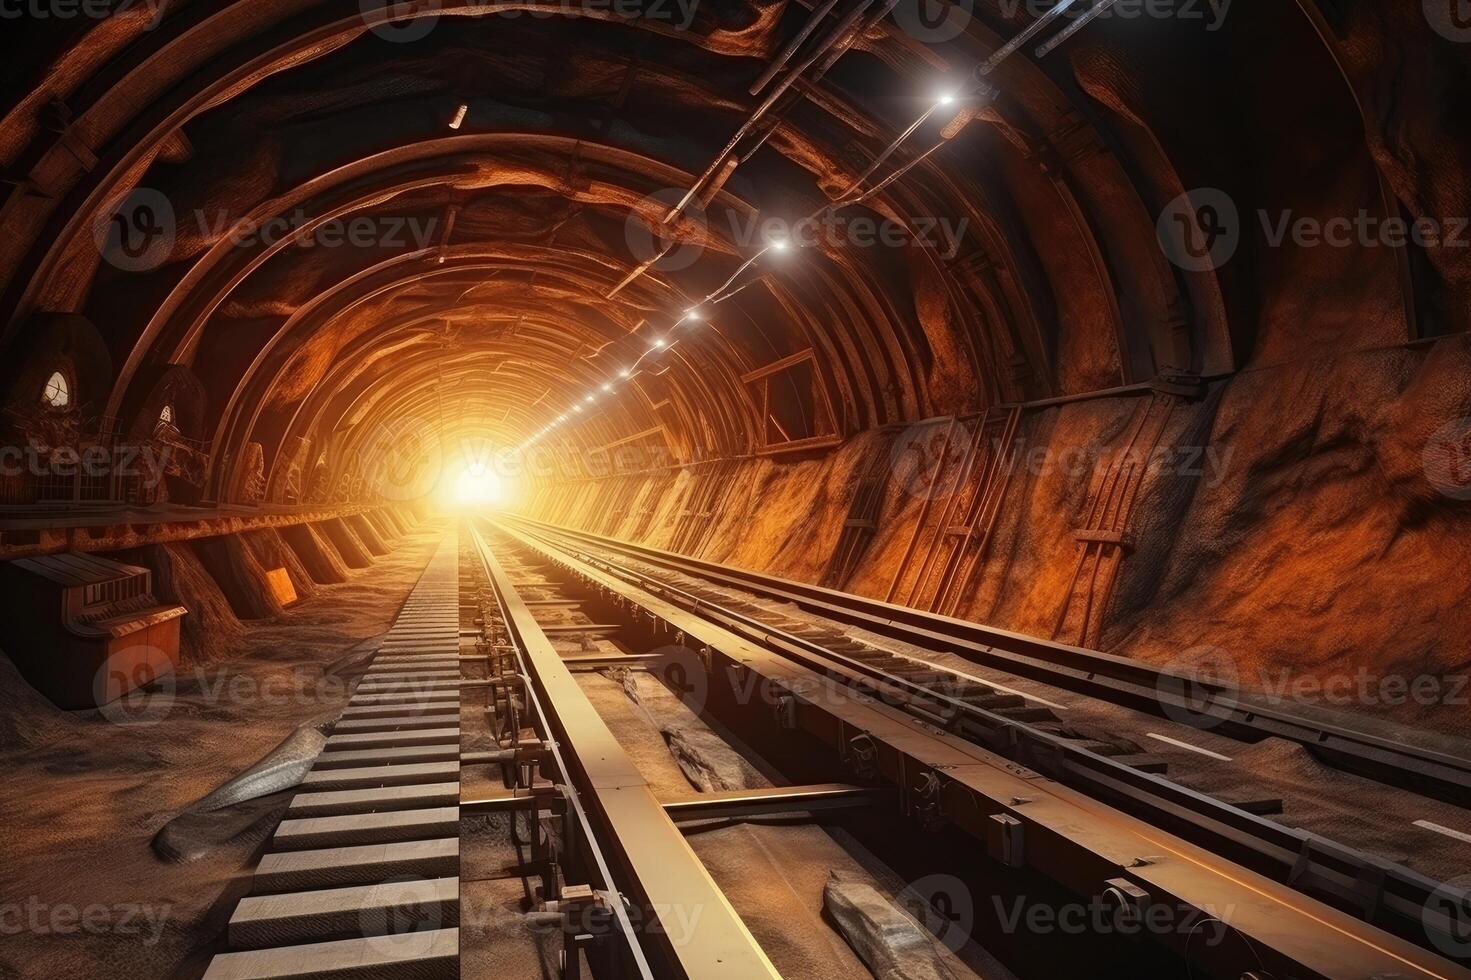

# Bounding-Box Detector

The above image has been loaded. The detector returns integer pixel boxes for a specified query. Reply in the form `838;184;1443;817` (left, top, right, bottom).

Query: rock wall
526;335;1471;735
279;521;352;584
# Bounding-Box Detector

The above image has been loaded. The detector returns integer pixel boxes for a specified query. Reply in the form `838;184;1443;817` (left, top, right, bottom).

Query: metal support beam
660;783;886;822
496;519;1471;980
468;525;781;980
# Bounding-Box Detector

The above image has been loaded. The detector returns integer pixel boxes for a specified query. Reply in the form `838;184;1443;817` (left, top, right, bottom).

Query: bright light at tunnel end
457;465;501;503
436;452;519;513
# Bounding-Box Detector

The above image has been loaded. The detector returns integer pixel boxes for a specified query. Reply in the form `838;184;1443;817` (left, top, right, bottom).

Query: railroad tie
203;534;463;980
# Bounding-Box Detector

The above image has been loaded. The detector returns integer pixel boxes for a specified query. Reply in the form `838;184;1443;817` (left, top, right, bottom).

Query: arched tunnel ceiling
1;0;1465;504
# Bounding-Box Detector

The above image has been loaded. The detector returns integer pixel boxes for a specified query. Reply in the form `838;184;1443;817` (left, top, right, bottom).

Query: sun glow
447;462;505;508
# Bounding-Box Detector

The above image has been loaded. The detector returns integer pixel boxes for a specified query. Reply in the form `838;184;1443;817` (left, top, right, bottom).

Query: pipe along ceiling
0;1;1461;508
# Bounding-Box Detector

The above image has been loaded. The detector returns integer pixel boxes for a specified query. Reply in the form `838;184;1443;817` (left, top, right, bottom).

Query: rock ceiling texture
2;1;1470;711
5;0;1460;490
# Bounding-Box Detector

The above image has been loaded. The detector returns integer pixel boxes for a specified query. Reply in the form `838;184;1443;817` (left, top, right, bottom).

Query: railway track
189;524;784;979
504;515;1471;809
204;536;464;979
189;523;1471;978
491;516;1471;976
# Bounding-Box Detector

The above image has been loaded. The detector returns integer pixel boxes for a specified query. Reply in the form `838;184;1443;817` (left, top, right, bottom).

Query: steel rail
465;527;657;979
466;523;781;980
496;518;1471;979
505;515;1471;808
497;517;1471;968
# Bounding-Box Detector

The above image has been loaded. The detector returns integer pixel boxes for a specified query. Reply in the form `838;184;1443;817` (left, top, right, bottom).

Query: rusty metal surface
659;783;887;822
467;524;781;980
496;518;1471;980
507;515;1471;807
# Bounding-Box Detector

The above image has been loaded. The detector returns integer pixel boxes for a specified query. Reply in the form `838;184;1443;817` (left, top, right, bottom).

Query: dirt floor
0;523;446;980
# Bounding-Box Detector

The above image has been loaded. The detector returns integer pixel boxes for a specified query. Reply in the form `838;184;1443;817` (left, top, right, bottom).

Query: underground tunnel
0;0;1469;977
